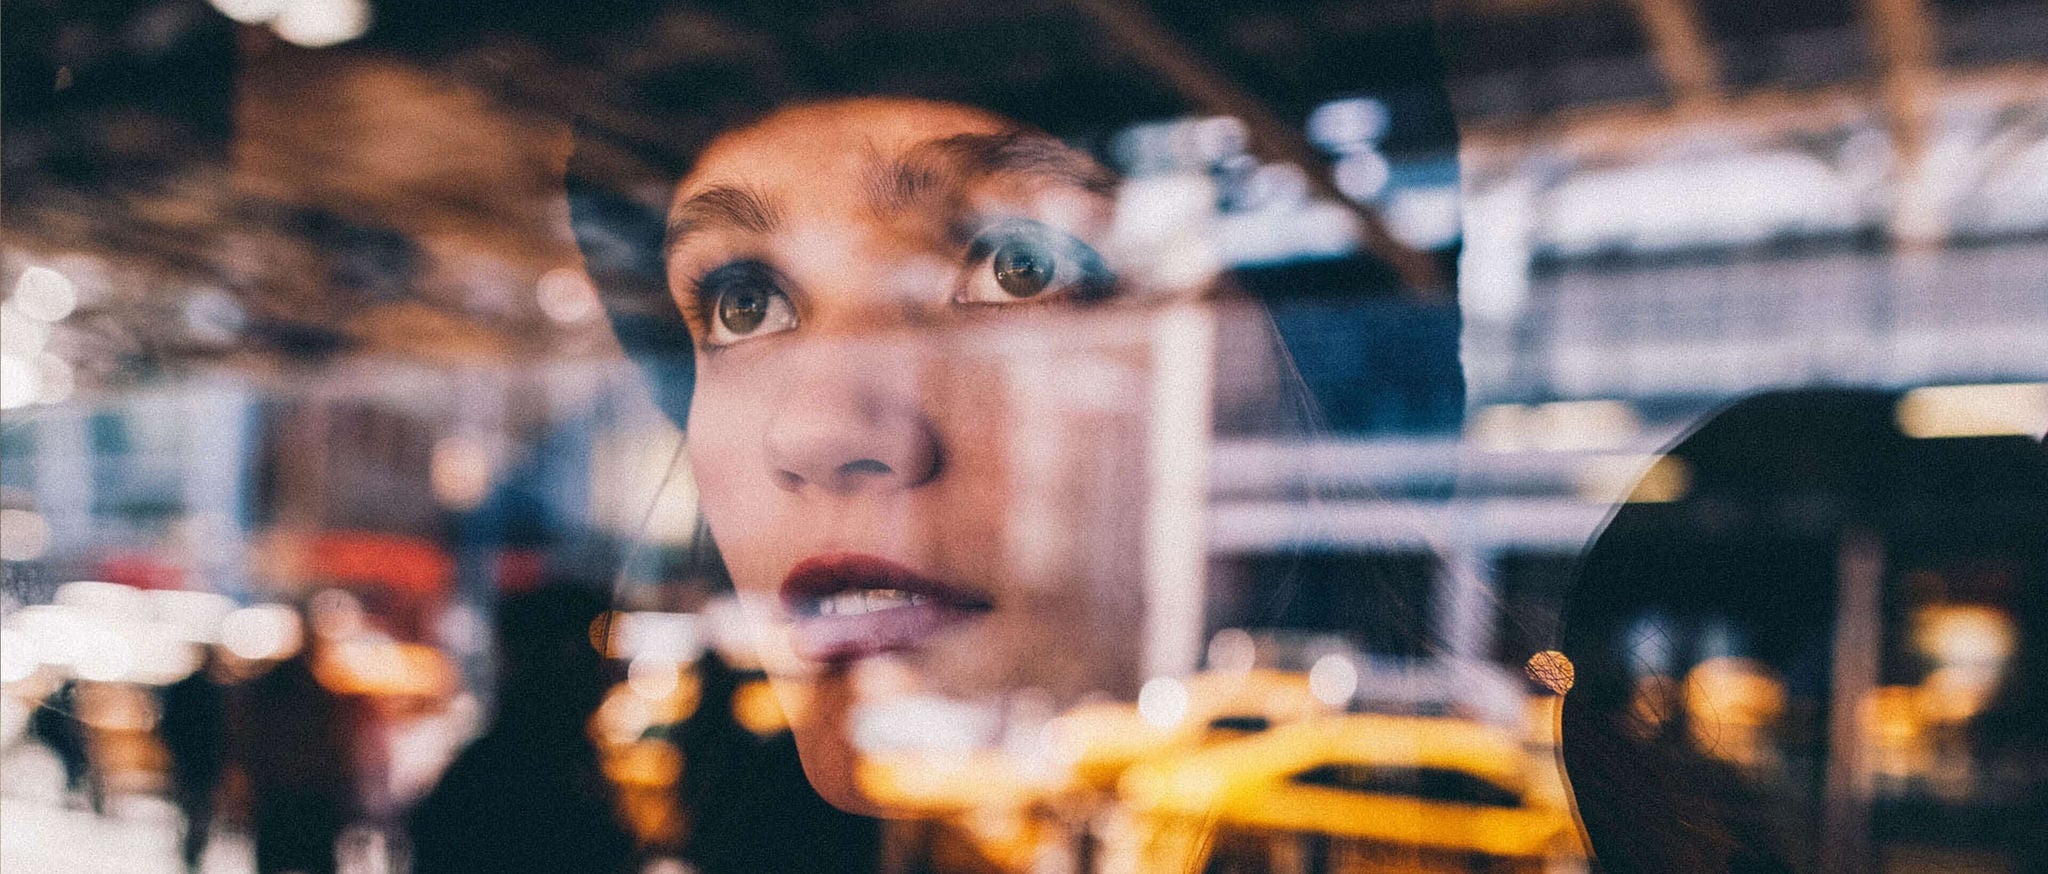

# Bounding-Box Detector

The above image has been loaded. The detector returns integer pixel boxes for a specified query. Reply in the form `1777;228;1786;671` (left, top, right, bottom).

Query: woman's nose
763;345;943;496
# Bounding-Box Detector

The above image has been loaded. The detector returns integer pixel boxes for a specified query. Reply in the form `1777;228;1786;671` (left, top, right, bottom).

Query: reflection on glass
5;1;2048;872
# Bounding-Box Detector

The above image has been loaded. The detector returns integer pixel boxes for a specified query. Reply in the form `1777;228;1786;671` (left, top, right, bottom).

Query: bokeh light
430;436;496;511
11;267;78;322
1137;676;1189;729
1896;383;2048;439
1306;653;1359;707
271;0;371;47
536;267;601;325
0;354;38;410
221;604;304;661
0;634;39;684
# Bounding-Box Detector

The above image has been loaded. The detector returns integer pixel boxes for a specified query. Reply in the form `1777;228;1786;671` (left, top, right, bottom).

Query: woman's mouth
781;553;993;663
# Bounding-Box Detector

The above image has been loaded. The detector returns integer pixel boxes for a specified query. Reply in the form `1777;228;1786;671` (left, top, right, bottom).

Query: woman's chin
780;668;869;814
793;731;884;815
784;659;1014;818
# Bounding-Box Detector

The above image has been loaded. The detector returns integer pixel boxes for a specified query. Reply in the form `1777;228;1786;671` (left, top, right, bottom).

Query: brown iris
991;241;1055;298
717;286;773;334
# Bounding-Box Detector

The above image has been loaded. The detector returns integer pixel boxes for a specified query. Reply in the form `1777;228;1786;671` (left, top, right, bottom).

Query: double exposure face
668;98;1213;811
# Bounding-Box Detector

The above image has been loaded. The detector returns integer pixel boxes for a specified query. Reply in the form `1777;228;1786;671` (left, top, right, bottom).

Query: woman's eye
958;224;1114;305
700;261;798;345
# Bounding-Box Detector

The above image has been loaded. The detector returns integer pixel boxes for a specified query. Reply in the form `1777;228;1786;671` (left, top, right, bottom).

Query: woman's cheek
686;383;782;591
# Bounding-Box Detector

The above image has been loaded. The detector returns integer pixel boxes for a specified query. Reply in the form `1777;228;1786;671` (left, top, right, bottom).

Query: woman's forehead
681;99;1016;198
666;98;1113;254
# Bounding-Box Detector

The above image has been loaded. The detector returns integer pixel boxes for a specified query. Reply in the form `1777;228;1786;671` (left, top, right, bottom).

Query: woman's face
667;98;1193;811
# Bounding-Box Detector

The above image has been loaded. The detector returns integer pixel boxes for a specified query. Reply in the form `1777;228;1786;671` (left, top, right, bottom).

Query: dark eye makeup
691;259;798;347
960;220;1118;305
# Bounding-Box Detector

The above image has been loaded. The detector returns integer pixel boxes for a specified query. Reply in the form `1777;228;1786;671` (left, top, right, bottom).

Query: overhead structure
1064;0;1451;300
1858;0;1947;244
1627;0;1723;111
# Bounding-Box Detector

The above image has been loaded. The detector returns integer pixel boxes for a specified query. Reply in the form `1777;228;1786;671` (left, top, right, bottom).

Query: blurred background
3;0;2046;871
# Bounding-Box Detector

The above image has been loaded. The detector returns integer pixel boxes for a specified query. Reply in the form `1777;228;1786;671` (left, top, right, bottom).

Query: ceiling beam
1626;0;1722;111
1858;0;1945;245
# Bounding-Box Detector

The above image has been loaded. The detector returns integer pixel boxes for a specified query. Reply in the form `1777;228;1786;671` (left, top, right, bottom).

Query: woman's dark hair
1559;389;2048;872
566;130;697;429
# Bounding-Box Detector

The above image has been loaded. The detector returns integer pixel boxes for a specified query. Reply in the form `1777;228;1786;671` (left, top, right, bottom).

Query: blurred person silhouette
675;648;882;873
1558;389;2048;873
160;646;230;872
405;585;637;874
233;617;373;874
30;678;104;813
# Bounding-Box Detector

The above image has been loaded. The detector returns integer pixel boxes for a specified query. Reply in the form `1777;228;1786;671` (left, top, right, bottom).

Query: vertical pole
1142;306;1217;680
1821;527;1883;874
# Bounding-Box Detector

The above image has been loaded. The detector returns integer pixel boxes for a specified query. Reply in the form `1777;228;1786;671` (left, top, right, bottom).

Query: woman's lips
780;553;993;663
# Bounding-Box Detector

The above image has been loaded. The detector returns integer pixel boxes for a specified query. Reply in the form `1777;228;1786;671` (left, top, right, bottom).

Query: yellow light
1574;454;1690;504
733;680;788;737
593;685;657;748
1911;604;2016;668
1896;383;2048;439
1919;667;1999;722
316;639;453;697
603;739;683;788
430;436;495;511
1683;657;1785;727
1681;657;1785;768
1627;456;1692;503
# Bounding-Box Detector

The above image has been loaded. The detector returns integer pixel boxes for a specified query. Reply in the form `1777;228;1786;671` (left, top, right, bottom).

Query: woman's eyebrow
865;132;1117;219
665;183;785;254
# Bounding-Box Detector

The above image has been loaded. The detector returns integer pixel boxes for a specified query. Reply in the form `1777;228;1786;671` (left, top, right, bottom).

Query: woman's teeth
812;589;931;617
